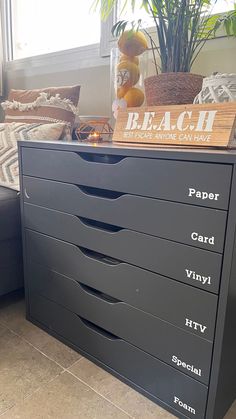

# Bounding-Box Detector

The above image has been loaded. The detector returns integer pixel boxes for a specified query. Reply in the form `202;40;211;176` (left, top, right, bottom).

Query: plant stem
143;28;159;74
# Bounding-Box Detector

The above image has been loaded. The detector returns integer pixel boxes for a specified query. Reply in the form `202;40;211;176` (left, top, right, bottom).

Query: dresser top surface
18;140;236;164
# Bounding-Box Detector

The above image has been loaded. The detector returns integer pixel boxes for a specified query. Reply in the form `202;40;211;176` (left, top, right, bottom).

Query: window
118;0;235;25
10;0;101;60
212;0;235;13
2;0;235;65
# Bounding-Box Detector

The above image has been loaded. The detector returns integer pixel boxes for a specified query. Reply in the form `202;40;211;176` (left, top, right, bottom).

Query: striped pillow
0;122;66;191
2;85;80;128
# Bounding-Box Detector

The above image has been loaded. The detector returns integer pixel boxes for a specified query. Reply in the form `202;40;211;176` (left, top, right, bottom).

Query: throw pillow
0;122;66;191
1;85;80;128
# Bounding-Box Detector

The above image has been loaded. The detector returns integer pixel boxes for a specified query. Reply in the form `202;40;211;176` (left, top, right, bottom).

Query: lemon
124;87;145;107
117;85;129;99
118;31;148;57
116;61;140;89
119;54;139;66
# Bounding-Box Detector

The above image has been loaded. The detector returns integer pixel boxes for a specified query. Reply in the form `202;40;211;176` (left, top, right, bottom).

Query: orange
116;85;129;99
116;60;140;88
118;30;148;57
119;54;139;66
124;87;145;107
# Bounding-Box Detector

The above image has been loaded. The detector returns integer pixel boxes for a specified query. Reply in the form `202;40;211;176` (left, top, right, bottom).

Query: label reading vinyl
185;269;211;286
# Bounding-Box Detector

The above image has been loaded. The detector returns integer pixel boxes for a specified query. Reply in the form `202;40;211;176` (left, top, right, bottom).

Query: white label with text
188;188;219;201
185;318;207;334
191;232;215;246
172;355;202;377
174;396;196;415
125;110;217;133
185;269;211;286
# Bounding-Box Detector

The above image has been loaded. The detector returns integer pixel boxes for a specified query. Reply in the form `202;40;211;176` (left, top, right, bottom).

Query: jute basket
144;72;203;106
194;73;236;104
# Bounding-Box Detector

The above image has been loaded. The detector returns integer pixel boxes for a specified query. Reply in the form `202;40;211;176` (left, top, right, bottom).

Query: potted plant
93;0;236;105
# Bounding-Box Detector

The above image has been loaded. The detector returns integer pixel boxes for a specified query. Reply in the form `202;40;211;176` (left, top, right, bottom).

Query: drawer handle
79;316;120;340
24;188;30;199
79;283;120;303
79;217;122;233
78;185;123;200
79;247;121;265
77;152;124;165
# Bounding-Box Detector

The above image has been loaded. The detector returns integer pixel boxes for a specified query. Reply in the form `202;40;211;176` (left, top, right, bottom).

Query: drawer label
191;232;215;246
172;355;202;377
174;396;196;415
185;269;211;286
185;318;207;334
188;187;219;201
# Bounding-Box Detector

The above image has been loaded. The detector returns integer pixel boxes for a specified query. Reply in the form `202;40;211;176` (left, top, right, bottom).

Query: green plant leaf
93;0;236;73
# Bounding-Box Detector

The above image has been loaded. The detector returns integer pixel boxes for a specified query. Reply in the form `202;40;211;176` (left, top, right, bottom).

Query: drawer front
28;262;213;384
23;176;227;252
24;204;222;290
26;230;219;334
21;148;231;209
30;293;208;419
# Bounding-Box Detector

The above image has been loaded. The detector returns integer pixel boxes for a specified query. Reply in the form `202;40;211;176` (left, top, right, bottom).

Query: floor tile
1;371;130;419
0;294;81;368
224;399;236;419
0;324;62;415
69;357;176;419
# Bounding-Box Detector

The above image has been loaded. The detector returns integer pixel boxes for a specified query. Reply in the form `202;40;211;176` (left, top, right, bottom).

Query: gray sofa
0;186;23;296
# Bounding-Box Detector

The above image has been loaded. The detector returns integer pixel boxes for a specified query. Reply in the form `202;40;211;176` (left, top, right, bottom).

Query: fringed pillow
2;85;80;129
0;122;66;191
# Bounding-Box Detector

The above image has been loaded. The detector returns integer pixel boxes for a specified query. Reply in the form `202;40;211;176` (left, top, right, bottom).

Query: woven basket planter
144;72;203;106
194;73;236;104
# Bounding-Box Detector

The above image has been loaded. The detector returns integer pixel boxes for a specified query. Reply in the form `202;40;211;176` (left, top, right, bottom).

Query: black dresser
18;140;236;419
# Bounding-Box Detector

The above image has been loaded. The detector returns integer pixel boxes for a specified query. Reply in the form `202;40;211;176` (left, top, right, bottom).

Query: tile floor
0;291;235;419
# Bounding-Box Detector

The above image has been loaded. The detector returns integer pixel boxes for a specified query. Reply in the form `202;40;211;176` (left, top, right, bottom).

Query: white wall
5;63;111;117
4;36;236;117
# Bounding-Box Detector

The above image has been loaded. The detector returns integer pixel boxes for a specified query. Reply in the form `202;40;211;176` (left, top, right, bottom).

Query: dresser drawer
24;204;222;289
23;176;227;252
21;148;231;209
30;293;208;419
26;230;218;334
28;262;212;384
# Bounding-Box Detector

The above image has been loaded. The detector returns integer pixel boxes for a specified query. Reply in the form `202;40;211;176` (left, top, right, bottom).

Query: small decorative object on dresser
76;116;113;142
110;34;147;116
113;102;236;148
194;73;236;104
19;140;236;419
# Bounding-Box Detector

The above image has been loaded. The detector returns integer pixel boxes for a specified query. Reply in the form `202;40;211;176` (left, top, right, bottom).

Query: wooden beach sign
113;102;236;148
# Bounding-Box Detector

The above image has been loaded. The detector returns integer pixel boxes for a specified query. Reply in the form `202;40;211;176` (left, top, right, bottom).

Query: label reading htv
185;318;207;334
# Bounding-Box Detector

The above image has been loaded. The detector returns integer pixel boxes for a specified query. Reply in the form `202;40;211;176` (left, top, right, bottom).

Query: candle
87;131;102;141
